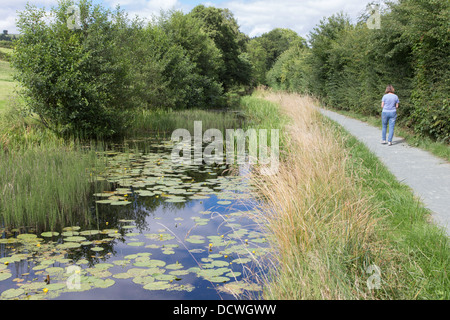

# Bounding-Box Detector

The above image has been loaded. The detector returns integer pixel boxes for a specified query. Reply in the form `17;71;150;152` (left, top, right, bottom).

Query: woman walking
381;85;399;146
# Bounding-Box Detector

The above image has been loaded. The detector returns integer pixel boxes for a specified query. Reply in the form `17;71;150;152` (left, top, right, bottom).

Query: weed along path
320;108;450;235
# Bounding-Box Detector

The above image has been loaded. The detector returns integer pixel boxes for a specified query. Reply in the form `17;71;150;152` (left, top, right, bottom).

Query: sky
0;0;378;38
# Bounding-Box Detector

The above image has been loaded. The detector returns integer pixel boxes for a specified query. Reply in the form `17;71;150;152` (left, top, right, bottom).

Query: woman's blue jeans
381;111;397;142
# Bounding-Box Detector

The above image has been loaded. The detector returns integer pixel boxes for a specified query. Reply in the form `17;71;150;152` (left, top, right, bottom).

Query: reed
250;90;385;299
128;108;242;137
0;141;106;231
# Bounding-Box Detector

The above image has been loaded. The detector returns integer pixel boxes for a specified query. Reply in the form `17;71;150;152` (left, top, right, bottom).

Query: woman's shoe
381;140;387;144
388;142;392;146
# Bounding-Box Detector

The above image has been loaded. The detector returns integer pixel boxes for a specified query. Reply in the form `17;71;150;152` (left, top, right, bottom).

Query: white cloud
1;0;376;36
219;0;375;38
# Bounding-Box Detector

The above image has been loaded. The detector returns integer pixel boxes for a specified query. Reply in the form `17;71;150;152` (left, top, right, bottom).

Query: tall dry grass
252;90;384;299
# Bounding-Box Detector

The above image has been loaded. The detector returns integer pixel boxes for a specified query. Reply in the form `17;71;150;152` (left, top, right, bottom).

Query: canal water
0;137;269;300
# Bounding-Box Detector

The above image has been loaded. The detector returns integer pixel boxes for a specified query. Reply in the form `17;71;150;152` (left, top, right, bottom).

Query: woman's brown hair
385;85;395;94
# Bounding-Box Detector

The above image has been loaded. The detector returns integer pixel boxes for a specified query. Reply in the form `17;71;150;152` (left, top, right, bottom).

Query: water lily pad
45;282;67;291
154;274;176;281
143;281;172;291
91;247;104;252
79;230;100;236
113;260;130;267
146;260;166;268
185;235;205;244
127;242;145;247
0;273;12;281
162;248;175;255
208;276;230;283
17;234;38;241
217;201;232;205
132;275;155;285
110;201;131;206
166;263;183;270
232;258;252;264
92;278;115;288
64;236;87;242
57;242;81;249
40;232;59;237
45;267;64;274
1;288;24;299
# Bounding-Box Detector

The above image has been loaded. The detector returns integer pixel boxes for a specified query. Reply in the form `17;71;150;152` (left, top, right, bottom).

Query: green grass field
0;58;16;114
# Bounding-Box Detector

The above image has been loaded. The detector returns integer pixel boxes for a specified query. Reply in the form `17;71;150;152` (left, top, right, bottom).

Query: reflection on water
0;138;269;300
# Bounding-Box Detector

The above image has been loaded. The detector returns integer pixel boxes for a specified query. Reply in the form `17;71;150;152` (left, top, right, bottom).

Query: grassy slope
0;59;15;114
245;90;448;300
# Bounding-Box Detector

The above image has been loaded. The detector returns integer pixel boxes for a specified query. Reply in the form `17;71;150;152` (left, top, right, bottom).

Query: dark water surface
0;138;269;300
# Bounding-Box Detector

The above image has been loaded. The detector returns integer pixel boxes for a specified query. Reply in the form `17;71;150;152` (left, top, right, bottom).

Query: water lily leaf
92;278;115;288
17;234;38;241
162;248;175;255
113;260;130;267
146;260;166;268
45;267;64;274
169;270;189;276
218;281;261;295
154;274;176;281
40;232;59;237
144;233;175;241
143;281;172;291
57;242;81;249
166;263;183;270
132;275;155;285
211;260;229;267
110;201;131;206
225;271;242;278
208;276;230;283
1;288;24;299
62;226;81;232
0;272;12;281
64;236;87;242
79;230;100;236
45;282;66;291
232;258;252;264
91;247;104;252
94;263;114;270
95;200;114;204
185;235;205;244
127;242;145;247
168;284;195;292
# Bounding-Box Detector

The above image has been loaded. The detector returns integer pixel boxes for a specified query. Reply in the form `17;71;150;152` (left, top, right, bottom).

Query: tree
247;28;306;85
12;0;132;138
189;5;252;90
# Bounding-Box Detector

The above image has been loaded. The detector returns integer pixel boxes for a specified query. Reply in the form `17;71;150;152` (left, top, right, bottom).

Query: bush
12;0;132;138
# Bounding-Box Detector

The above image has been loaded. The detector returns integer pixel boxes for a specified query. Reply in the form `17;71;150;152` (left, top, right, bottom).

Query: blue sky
1;0;377;38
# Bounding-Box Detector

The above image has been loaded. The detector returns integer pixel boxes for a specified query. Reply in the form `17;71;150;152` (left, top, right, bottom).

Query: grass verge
247;89;449;300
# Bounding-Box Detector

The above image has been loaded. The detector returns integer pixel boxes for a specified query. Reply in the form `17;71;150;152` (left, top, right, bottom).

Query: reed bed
0;142;105;231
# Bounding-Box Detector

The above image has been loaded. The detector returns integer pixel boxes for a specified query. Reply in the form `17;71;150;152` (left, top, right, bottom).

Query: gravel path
320;108;450;235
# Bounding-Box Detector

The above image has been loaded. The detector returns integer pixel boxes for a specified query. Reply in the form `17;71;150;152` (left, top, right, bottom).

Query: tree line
266;0;449;143
12;0;254;138
12;0;448;142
